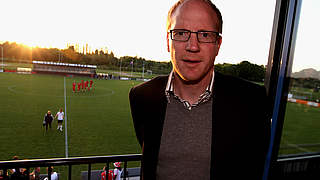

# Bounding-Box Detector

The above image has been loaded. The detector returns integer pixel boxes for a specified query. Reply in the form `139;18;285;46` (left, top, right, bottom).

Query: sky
0;0;319;72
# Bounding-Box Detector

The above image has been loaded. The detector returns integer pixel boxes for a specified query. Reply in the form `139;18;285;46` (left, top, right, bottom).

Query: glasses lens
171;30;190;41
198;31;218;43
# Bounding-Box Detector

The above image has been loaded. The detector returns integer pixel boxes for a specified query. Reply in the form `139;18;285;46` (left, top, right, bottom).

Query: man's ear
216;36;222;56
167;32;170;52
217;36;222;48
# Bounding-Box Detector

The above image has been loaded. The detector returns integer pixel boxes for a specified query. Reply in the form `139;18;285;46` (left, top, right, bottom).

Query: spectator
112;162;123;180
45;167;58;180
100;166;113;180
9;158;28;180
29;167;40;180
0;170;6;180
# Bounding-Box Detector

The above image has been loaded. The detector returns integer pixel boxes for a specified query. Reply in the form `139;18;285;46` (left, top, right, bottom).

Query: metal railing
0;154;142;180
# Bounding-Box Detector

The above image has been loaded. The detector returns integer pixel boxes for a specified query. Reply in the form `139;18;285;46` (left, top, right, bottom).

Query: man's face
167;0;222;83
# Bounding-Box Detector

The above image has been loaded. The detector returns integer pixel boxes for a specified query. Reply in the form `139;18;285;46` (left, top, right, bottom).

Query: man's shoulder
129;75;168;105
130;75;168;94
215;72;265;93
214;72;267;102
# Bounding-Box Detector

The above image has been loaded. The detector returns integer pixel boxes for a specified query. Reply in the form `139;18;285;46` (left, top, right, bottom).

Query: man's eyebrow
197;29;216;32
173;29;189;31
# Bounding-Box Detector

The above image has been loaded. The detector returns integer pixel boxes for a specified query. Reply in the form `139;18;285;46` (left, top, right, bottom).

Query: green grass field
279;102;320;155
0;72;142;178
1;71;320;177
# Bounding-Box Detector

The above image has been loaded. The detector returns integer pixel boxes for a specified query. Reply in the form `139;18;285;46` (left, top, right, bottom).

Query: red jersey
72;82;76;92
77;83;81;91
101;170;113;180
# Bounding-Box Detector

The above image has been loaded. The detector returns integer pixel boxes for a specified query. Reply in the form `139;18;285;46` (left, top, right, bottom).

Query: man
101;167;114;180
45;167;58;180
44;111;54;131
89;80;94;91
81;80;84;92
84;80;89;91
55;108;64;132
129;0;271;179
112;162;123;180
72;81;76;93
29;167;40;180
77;82;81;92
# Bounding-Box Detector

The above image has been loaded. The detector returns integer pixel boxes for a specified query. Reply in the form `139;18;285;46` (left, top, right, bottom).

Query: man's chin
180;75;203;85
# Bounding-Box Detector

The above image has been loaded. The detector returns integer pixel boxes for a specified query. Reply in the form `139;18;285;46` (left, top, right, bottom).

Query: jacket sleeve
129;87;144;147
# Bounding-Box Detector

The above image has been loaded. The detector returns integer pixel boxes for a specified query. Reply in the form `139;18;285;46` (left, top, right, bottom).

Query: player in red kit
84;80;89;91
77;82;81;92
81;80;84;92
89;80;93;91
72;81;76;93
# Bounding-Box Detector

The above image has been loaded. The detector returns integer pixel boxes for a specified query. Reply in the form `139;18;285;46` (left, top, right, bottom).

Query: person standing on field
44;111;54;131
72;81;76;93
55;108;64;132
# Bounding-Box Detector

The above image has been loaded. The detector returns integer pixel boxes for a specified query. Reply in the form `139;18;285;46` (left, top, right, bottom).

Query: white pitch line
64;77;69;158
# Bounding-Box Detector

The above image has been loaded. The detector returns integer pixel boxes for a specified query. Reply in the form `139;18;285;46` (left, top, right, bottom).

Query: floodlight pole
119;59;122;77
59;51;61;63
142;61;144;78
131;60;133;77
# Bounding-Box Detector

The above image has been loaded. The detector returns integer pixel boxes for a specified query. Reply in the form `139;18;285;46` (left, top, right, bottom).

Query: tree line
1;41;266;82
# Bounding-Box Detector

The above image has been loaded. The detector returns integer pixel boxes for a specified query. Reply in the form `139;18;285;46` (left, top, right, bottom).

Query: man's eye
175;31;186;36
201;32;209;38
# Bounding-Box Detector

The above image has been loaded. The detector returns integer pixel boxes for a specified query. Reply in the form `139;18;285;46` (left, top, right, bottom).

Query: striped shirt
165;70;215;110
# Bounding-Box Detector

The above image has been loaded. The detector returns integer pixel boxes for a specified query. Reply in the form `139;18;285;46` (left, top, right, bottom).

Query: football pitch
1;71;320;177
279;102;320;155
0;72;142;161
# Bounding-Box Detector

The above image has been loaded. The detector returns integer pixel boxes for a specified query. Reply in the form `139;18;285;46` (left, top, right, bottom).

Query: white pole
131;60;133;77
59;51;61;62
119;59;122;77
142;61;144;78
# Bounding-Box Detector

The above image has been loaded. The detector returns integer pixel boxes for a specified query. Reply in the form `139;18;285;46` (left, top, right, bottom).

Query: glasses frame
169;29;221;43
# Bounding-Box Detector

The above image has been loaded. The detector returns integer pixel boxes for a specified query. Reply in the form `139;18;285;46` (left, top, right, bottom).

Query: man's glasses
169;29;221;43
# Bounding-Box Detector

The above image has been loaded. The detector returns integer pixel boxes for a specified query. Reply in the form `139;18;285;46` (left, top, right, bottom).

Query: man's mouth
182;59;201;63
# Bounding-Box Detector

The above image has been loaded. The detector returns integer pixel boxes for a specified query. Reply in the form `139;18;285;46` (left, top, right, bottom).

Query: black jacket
129;72;271;179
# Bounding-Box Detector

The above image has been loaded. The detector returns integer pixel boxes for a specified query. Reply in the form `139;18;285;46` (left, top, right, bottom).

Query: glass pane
279;0;320;155
214;0;276;82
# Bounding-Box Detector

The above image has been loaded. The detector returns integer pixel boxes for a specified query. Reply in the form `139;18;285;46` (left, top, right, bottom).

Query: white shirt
56;111;64;120
165;70;215;110
51;172;58;180
113;168;123;180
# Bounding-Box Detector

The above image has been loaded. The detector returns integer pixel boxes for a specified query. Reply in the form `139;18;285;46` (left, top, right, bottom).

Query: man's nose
186;33;200;52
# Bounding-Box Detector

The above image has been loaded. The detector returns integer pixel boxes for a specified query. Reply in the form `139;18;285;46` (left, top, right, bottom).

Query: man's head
167;0;222;34
167;0;223;83
47;111;51;115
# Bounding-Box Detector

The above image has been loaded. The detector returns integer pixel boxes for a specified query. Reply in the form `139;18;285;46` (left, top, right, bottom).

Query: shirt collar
165;70;215;110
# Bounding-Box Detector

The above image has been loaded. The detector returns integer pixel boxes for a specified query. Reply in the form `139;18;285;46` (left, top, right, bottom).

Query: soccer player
55;108;64;132
77;82;81;92
89;80;93;91
84;80;89;91
81;80;84;91
72;81;76;93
